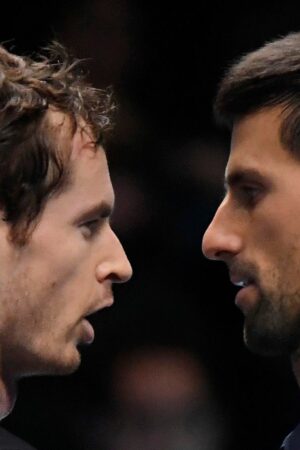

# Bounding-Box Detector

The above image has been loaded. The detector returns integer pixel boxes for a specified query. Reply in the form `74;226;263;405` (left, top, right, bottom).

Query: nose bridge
202;196;241;260
202;201;225;253
108;229;133;283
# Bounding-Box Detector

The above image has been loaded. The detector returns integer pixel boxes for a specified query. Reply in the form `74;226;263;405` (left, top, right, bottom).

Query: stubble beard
243;285;300;357
0;273;82;378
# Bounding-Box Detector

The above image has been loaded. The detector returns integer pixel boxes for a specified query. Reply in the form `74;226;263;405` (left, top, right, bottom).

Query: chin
243;322;295;357
24;346;82;377
47;349;82;376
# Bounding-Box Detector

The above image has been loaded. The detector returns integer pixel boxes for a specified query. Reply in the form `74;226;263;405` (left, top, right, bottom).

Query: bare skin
202;106;300;372
0;111;132;418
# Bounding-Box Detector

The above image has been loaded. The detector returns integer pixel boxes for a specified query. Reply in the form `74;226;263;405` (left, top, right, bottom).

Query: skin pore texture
0;110;132;418
202;106;300;363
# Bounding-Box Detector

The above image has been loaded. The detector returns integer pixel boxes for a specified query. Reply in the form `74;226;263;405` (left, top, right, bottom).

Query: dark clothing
0;427;37;450
281;423;300;450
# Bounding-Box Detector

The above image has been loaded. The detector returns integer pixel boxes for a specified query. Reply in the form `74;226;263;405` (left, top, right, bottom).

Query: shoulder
282;423;300;450
0;427;37;450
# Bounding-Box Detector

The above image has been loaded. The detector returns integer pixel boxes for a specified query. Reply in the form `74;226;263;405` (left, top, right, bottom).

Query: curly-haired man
0;43;132;449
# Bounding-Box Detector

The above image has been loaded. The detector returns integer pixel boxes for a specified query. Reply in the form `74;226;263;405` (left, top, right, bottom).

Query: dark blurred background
2;1;300;449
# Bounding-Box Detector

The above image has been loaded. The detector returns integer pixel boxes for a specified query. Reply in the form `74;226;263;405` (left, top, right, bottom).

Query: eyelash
80;218;103;238
238;185;262;206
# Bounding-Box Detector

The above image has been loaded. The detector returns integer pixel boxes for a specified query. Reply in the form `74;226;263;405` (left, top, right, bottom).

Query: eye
80;218;102;239
238;184;262;206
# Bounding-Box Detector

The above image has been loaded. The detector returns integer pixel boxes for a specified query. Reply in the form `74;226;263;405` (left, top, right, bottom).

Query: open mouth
230;275;254;289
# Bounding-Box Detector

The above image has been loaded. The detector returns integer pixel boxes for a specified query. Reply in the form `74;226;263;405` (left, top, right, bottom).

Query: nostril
202;223;242;261
110;260;133;284
111;272;128;284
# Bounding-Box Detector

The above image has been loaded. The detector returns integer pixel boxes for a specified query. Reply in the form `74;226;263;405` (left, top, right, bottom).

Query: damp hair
0;41;116;245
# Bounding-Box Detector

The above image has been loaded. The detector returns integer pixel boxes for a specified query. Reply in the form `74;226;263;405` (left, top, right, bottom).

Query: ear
0;215;20;261
0;216;14;244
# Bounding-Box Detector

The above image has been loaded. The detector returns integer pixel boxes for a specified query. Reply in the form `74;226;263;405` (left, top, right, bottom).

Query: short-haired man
202;32;300;449
0;43;132;448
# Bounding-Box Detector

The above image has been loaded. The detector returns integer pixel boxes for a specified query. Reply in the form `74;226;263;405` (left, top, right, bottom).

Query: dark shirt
0;427;37;450
282;423;300;450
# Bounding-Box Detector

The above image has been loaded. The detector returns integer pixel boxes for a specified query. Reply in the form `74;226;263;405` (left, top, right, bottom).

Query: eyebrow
76;200;115;223
224;168;268;190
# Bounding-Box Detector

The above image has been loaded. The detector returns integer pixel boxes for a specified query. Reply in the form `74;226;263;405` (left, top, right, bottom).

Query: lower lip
81;319;95;344
235;284;258;315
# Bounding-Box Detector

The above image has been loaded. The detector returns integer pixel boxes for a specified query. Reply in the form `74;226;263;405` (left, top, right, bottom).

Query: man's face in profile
202;106;300;357
0;113;132;378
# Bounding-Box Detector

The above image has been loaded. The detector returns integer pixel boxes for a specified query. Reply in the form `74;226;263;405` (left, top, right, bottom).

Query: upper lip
85;298;114;318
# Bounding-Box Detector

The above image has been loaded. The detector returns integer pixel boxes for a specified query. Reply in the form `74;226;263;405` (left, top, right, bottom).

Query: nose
202;200;242;261
96;230;133;284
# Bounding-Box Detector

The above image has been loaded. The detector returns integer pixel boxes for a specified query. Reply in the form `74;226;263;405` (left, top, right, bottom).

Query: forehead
227;106;297;176
68;131;114;209
44;110;114;215
46;108;95;155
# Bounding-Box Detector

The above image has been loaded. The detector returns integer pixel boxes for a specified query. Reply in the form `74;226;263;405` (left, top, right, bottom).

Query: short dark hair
214;32;300;157
0;42;115;245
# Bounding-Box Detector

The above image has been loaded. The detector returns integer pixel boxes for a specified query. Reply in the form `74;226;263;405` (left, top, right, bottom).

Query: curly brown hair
0;42;115;245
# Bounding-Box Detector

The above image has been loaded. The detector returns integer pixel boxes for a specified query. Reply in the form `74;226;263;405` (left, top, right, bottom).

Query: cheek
22;247;93;315
46;257;94;301
248;210;292;260
253;197;300;252
37;236;90;283
23;262;93;332
244;217;289;288
253;232;300;295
